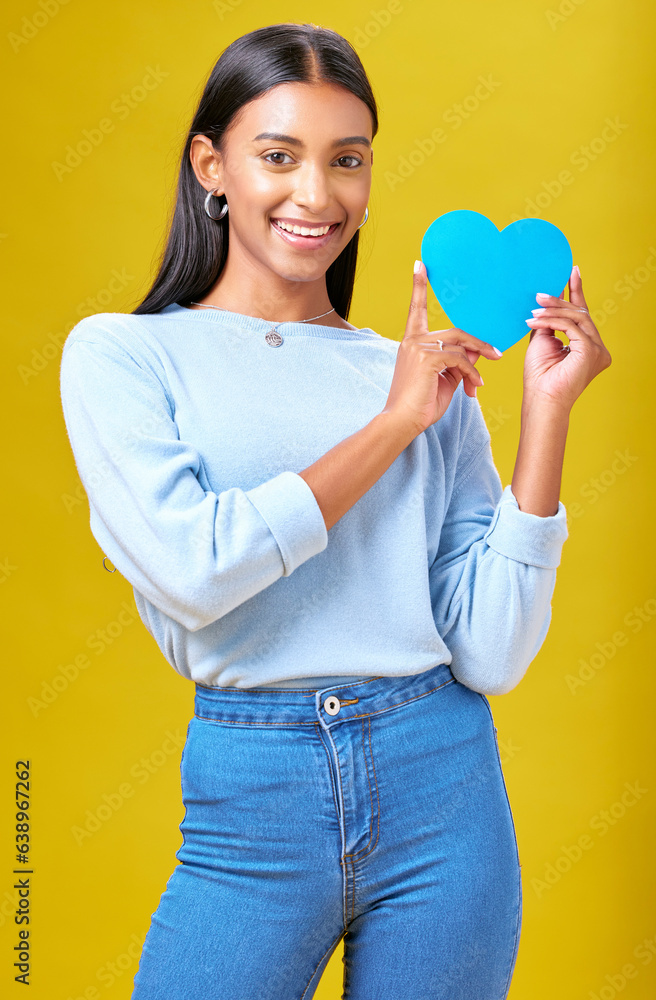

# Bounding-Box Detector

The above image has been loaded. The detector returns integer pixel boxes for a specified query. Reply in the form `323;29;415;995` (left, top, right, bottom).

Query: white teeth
273;220;333;237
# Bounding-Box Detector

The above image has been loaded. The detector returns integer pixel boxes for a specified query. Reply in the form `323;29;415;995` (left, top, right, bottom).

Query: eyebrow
252;131;371;148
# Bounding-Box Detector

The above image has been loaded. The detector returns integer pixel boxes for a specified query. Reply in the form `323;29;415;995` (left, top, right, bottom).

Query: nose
290;160;332;216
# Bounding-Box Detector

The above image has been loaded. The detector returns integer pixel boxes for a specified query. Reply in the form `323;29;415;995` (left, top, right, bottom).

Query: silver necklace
189;301;336;347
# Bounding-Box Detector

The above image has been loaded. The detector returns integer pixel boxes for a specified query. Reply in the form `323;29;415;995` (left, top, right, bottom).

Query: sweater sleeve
428;396;569;696
59;330;328;632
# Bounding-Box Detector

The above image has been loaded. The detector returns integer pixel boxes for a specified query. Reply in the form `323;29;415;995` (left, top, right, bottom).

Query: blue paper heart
420;210;573;353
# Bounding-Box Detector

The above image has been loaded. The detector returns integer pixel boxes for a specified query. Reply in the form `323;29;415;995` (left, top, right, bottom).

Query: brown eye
263;151;291;165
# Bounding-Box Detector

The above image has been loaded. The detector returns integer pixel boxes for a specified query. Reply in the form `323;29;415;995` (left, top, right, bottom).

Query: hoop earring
357;205;369;229
204;187;229;220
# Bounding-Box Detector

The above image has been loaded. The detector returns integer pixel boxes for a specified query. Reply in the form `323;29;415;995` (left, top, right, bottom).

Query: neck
193;250;337;324
191;302;334;323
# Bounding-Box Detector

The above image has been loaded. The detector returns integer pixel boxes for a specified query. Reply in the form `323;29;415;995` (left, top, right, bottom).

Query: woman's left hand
523;265;612;411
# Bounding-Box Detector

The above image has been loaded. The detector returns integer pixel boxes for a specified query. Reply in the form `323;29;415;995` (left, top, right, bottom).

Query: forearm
298;411;416;531
511;396;571;516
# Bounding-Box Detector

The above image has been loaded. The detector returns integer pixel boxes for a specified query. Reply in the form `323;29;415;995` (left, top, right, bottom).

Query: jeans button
323;695;341;716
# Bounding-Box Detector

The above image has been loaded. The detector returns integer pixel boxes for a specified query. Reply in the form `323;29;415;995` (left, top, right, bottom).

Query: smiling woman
131;24;378;325
179;80;375;325
58;18;610;1000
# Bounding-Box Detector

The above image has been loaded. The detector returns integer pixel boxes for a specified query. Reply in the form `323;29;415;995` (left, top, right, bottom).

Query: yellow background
2;0;655;997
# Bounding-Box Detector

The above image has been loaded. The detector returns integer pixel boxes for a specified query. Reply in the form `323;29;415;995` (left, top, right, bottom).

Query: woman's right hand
382;259;504;436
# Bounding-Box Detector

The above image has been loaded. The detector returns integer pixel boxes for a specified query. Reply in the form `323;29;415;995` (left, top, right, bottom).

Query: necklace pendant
265;329;284;347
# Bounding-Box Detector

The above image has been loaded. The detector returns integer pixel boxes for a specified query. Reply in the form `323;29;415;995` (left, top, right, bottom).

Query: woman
59;21;611;1000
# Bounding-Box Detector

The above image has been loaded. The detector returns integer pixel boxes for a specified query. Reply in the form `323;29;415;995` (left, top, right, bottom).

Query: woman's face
191;80;374;285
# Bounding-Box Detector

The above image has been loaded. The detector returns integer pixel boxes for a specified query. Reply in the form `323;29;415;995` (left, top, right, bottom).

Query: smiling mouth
270;218;341;246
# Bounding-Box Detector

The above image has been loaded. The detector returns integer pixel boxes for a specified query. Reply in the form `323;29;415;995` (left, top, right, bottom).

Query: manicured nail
536;292;550;300
574;264;581;277
531;308;547;315
492;346;503;356
414;259;422;273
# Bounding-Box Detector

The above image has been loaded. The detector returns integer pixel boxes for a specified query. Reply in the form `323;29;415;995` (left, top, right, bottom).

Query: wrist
521;390;572;424
376;407;420;450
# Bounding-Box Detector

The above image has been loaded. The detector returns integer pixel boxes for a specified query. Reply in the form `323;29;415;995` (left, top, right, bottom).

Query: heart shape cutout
420;210;573;353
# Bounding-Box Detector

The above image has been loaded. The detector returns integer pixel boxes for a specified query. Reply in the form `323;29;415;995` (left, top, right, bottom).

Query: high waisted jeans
130;662;522;999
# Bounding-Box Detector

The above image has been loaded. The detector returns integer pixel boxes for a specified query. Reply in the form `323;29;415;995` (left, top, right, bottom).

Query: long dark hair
131;22;379;320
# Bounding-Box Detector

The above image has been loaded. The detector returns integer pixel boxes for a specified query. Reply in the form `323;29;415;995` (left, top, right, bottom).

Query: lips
270;218;341;249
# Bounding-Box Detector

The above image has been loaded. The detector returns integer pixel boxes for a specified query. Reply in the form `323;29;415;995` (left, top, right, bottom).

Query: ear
189;135;225;194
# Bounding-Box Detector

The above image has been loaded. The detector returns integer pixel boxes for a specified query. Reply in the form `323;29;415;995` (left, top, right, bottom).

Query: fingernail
536;292;550;300
531;308;547;315
492;347;503;356
414;259;422;273
574;264;581;277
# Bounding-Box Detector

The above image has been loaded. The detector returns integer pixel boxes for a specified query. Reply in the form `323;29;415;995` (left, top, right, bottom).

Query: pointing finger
404;259;429;338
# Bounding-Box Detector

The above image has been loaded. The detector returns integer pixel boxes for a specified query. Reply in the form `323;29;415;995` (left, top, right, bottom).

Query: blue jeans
131;662;522;999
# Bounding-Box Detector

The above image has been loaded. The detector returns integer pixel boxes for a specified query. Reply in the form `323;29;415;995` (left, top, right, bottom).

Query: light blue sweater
59;302;569;696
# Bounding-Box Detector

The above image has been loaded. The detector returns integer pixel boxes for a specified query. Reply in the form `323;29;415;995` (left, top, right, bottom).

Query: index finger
405;259;429;337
